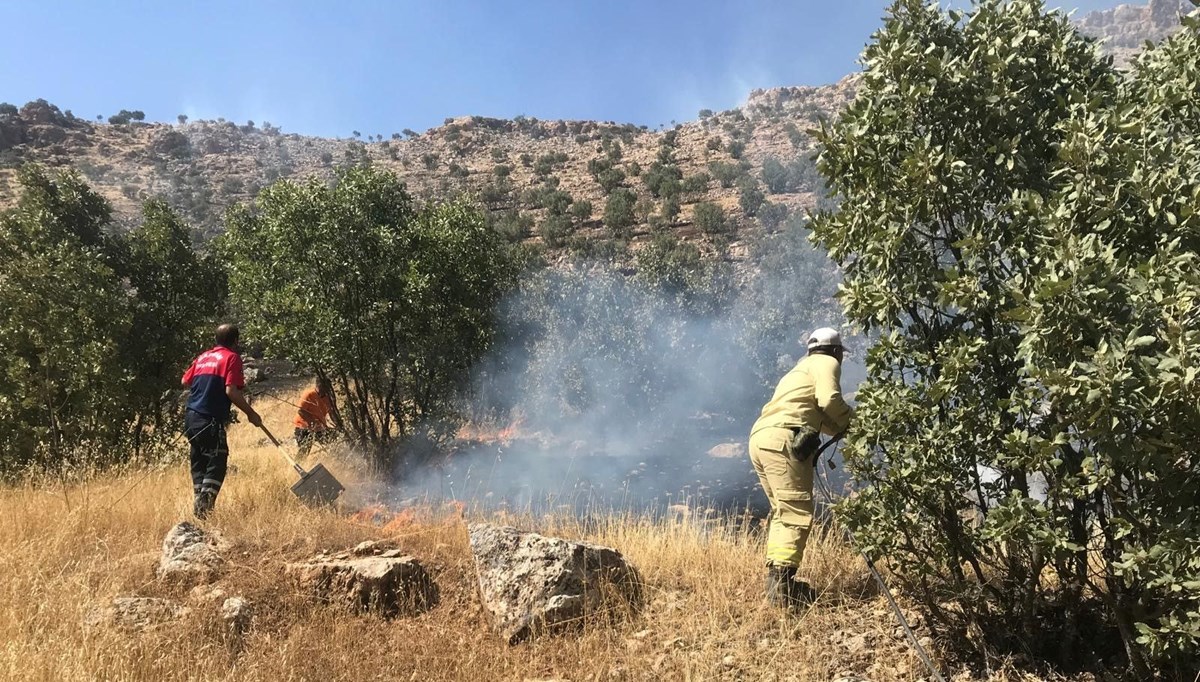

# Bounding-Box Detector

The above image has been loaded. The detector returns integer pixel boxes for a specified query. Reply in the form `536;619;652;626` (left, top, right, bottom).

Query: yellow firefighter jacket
750;353;852;438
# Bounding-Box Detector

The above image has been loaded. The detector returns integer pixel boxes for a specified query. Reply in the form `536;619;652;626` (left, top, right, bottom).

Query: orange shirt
294;388;332;430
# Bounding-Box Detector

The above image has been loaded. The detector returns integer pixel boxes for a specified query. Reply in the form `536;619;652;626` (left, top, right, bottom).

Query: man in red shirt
182;323;262;518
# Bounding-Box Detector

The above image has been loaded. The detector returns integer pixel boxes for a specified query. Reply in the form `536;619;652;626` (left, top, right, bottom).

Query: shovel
259;425;345;505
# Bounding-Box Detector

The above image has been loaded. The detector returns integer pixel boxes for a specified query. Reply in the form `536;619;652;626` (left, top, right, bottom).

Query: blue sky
1;0;1126;138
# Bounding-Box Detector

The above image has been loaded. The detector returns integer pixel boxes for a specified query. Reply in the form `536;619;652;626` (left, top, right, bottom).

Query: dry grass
0;395;1046;682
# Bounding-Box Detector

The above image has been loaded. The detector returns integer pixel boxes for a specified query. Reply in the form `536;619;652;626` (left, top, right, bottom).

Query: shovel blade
290;462;344;506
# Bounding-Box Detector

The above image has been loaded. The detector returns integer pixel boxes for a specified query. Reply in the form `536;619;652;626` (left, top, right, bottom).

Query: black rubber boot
766;564;816;609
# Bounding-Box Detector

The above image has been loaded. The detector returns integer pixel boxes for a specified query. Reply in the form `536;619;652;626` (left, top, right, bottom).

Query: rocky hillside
0;0;1186;259
1076;0;1191;67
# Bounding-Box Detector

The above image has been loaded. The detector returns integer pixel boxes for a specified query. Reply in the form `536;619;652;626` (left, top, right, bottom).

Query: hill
0;1;1187;264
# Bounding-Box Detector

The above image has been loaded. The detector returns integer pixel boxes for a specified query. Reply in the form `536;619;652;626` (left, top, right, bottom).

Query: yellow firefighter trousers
749;426;814;568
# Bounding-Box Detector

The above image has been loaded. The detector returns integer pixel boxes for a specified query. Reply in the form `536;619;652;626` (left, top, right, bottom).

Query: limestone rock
220;596;252;633
468;523;642;644
85;596;190;631
285;553;437;616
706;442;744;459
157;521;223;585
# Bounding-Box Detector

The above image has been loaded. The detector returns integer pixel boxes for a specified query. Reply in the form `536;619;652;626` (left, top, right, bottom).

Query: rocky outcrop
85;597;190;631
157;522;224;585
468;523;642;644
285;544;438;616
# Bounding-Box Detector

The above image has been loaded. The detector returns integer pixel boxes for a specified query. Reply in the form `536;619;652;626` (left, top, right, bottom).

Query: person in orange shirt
294;377;335;457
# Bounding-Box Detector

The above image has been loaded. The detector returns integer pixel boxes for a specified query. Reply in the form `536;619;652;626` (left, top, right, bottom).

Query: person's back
184;345;242;419
181;324;261;519
747;327;852;609
751;352;850;438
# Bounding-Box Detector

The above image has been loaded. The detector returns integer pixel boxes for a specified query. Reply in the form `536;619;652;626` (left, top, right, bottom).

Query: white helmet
806;327;843;351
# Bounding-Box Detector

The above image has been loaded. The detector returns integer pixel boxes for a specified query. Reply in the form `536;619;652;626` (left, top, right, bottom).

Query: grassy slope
0;392;1036;682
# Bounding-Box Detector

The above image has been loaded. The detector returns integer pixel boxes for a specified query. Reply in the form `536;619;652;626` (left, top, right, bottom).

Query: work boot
765;564;816;609
193;491;216;520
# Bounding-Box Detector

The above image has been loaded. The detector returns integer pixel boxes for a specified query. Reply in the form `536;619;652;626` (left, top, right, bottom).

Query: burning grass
0;396;1076;681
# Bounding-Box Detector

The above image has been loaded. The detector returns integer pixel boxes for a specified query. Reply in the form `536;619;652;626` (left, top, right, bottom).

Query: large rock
468;523;642;644
157;522;223;585
85;597;190;631
285;551;437;616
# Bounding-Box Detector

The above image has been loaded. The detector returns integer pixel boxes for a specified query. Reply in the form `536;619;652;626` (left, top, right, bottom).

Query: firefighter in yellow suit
749;327;852;607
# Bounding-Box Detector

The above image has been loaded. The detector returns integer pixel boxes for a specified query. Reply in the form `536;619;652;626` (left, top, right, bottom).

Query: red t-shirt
183;346;245;418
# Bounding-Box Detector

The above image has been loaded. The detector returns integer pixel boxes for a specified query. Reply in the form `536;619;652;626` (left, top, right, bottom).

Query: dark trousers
294;427;335;457
185;410;229;504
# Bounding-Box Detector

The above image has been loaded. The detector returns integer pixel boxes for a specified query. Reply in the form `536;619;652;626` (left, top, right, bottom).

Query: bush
762;154;821;194
569;200;592;224
493;164;512;178
448;163;470;179
538;214;573;248
603;188;637;238
738;178;765;217
709;161;742;188
756;201;789;231
320;151;334;165
643;161;683;198
682;173;709;195
812;1;1200;675
692;202;728;234
728;140;746;159
489;209;533;243
421;153;439;170
107;109;145;125
0;103;17;116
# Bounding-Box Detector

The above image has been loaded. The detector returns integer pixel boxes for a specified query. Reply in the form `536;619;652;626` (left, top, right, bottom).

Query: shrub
682;173;709;195
448;163;470;179
728;140;746;159
709;161;742;188
569;200;592;224
692;201;727;234
756;201;789;231
421;153;439;170
738;178;765;216
538;213;573;248
603;188;637;239
489;209;533;243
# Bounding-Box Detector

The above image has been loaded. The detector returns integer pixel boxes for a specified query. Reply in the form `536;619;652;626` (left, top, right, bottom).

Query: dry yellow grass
0;394;1039;682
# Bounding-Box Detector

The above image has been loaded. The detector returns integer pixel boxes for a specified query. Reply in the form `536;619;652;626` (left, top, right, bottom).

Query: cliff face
1075;0;1190;66
0;1;1185;255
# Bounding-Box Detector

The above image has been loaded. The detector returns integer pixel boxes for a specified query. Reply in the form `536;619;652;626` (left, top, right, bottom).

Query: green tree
0;167;220;470
738;178;765;217
709;161;742;188
692;201;727;235
604;188;637;239
811;0;1199;675
569;199;592;225
119;200;226;450
221;166;517;469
